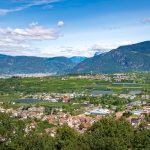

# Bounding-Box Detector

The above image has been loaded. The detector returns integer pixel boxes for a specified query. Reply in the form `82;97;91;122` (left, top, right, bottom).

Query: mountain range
0;55;86;74
72;41;150;73
0;41;150;74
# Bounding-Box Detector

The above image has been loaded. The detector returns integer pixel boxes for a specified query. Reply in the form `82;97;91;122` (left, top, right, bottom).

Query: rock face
72;41;150;73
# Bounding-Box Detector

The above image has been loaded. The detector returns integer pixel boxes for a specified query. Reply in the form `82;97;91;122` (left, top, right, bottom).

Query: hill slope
0;55;76;74
72;41;150;73
69;56;87;63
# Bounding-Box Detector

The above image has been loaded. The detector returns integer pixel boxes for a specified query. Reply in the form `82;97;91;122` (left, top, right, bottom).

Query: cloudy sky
0;0;150;57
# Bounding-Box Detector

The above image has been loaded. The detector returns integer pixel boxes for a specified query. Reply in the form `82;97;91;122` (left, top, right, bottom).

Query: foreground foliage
0;112;150;150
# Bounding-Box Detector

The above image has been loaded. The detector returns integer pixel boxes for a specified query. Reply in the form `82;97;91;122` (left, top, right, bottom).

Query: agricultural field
0;72;149;102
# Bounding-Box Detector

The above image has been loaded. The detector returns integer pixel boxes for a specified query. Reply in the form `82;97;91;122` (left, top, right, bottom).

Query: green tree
80;118;134;150
55;125;78;150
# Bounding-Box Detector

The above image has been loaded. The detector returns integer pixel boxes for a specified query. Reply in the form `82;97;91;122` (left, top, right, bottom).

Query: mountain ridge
72;41;150;73
0;41;150;74
0;55;83;74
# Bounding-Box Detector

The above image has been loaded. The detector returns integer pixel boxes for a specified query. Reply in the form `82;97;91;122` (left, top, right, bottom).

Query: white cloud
89;45;110;55
0;0;61;15
57;21;64;27
118;40;133;46
41;40;135;58
141;17;150;24
0;39;31;55
90;44;114;51
86;40;134;56
32;45;93;57
0;7;25;15
29;22;39;27
91;40;133;50
0;23;60;41
0;22;62;55
0;20;135;58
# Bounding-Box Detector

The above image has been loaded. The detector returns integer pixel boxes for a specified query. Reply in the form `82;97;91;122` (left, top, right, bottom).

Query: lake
15;99;42;104
91;90;114;96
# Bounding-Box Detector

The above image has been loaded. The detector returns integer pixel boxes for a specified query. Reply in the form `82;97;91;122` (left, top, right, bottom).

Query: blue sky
0;0;150;57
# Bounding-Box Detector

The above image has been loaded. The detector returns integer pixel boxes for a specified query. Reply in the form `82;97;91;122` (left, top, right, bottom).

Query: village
0;0;150;148
0;90;150;136
0;72;150;137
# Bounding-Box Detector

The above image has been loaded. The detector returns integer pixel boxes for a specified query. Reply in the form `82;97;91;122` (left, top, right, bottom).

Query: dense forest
0;112;150;150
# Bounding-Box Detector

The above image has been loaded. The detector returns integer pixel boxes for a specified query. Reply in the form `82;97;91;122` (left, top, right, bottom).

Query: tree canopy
0;112;150;150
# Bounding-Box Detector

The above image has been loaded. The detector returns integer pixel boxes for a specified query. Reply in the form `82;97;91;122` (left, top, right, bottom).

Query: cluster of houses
0;98;150;134
0;73;56;78
113;73;133;82
0;84;150;135
0;105;103;134
73;73;137;82
84;108;111;116
44;113;101;133
23;92;83;103
116;105;150;128
21;90;149;105
76;74;111;81
0;106;45;120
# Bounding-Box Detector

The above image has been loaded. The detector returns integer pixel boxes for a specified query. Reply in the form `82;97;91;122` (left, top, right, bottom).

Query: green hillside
0;55;75;74
72;41;150;73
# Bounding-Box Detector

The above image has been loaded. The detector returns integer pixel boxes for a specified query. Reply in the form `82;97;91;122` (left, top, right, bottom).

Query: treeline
72;95;128;106
0;112;150;150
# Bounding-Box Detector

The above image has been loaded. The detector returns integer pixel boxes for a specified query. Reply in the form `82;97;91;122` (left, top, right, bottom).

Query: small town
0;85;150;137
0;0;150;149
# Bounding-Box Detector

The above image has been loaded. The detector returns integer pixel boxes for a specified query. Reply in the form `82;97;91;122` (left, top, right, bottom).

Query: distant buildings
90;108;110;115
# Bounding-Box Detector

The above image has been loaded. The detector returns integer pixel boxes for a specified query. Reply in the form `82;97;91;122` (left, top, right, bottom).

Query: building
90;108;110;115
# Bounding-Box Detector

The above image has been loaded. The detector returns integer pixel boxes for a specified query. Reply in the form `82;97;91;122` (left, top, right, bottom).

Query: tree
1;112;150;150
0;112;26;149
55;125;78;150
24;132;55;150
132;129;150;149
80;118;134;150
